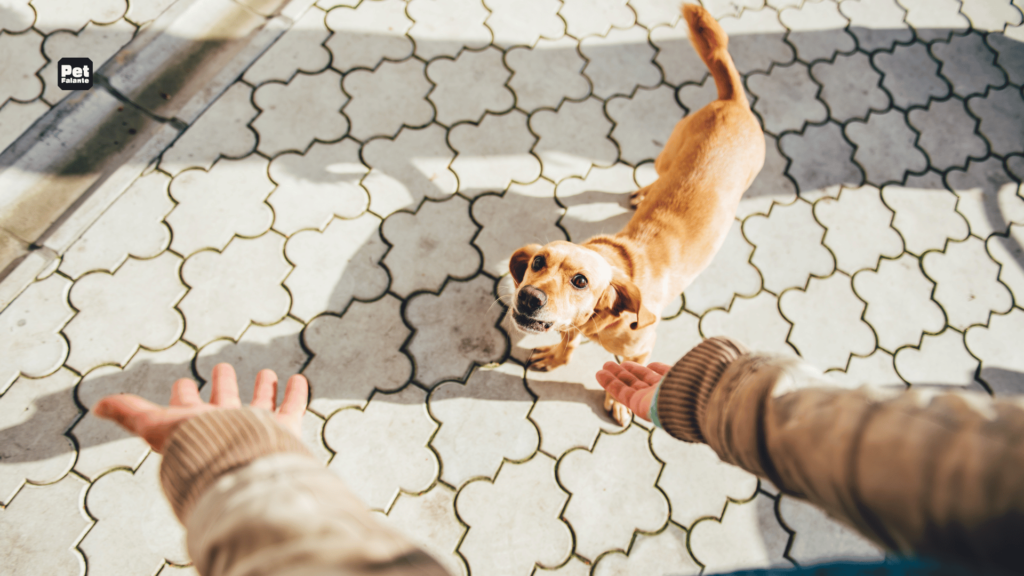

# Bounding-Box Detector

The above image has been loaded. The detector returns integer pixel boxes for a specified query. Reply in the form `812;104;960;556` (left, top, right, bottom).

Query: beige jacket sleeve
654;336;1024;574
159;408;449;576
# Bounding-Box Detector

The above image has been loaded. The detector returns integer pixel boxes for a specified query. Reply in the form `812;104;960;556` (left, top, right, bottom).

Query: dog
507;3;765;426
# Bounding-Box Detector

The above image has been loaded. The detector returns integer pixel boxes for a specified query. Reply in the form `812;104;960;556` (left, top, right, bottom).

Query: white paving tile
946;158;1024;239
607;85;684;166
580;25;661;99
556;163;637;242
894;328;983;390
966;308;1024;395
826;348;904;389
531;97;618;183
592;523;701;575
853;254;945;352
559;0;635;39
32;0;125;34
700;291;795;355
427;46;514;126
778;0;854;62
0;474;89;574
779;497;884;565
682;220;761;315
160;82;259;175
0;29;44;104
39;20;135;105
484;0;563;48
324;0;413;72
0;99;49;152
899;0;968;41
379;485;467;576
471;179;567;276
923;236;1012;330
691;492;790;572
0;0;35;32
344;58;434;139
837;0;912;51
0;273;74;393
243;6;331;85
960;0;1024;31
987;223;1024;305
881;172;969;256
361;124;458;217
630;0;682;29
702;0;765;19
814;185;903;274
648;310;702;365
251;70;349;157
744;199;835;293
780;273;876;371
407;0;492;60
506;37;591;114
124;0;177;24
448;111;541;197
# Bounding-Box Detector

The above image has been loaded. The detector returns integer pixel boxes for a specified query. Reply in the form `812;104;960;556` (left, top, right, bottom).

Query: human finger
93;394;164;437
170;378;202;407
209;363;242;408
276;374;308;435
251;369;278;411
620;362;659;387
596;369;638;406
604;361;645;389
648;362;672;376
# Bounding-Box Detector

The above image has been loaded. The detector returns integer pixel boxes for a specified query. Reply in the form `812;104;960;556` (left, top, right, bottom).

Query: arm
599;337;1024;573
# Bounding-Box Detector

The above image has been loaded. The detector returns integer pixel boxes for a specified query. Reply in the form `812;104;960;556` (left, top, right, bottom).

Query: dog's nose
517;285;547;313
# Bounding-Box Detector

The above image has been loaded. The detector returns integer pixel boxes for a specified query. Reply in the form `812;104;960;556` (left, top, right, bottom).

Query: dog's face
507;241;656;334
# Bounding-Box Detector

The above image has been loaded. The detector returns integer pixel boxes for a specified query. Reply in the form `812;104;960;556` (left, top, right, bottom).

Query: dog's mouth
512;311;553;334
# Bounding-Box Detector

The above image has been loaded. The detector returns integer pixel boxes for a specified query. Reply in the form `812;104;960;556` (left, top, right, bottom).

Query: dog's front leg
529;330;581;372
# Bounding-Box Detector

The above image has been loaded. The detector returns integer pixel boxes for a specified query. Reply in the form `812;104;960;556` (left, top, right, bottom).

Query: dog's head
507;241;657;335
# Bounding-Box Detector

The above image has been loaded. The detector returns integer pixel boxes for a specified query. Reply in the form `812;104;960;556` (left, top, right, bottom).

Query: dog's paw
529;344;573;372
629;189;645;208
604;391;633;426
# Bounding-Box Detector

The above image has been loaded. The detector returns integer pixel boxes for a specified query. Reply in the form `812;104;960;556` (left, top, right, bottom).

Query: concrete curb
0;0;316;311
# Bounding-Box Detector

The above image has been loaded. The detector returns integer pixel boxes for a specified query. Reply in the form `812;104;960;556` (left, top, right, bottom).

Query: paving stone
298;411;333;465
324;0;413;72
531;98;618;183
651;427;758;528
159;82;259;175
485;0;563;48
682;220;761;315
986;223;1024;305
559;0;634;39
267;139;369;236
826;348;904;388
744;199;835;293
448;111;541;197
32;0;124;34
718;6;793;74
780;273;876;370
968;86;1024;157
960;0;1024;31
556;163;636;242
0;273;74;392
897;0;968;42
0;474;89;574
779;0;855;63
592;522;701;575
0;99;48;152
72;343;193;481
650;18;711;87
324;385;438;511
472;179;567;276
80;455;188;575
648;310;702;366
157;564;199;576
427;47;513;126
429;363;538;487
379;486;467;576
881;172;970;256
343;59;434;139
0;368;78;505
894;328;984;389
607;85;684;166
779;497;884;564
676;74;720;116
748;62;827;134
0;29;44;104
838;0;912;51
814;185;904;274
406;275;507;387
689;493;791;573
303;295;412;415
124;0;178;24
537;558;591;576
738;134;798;219
0;0;34;32
922;236;1012;330
932;32;1007;98
580;26;662;99
243;7;331;85
251;70;348;157
704;0;766;19
873;42;950;110
966;307;1024;395
506;37;591;112
767;0;800;9
381;196;479;298
811;52;889;123
285;213;388;322
361;124;458;217
166;156;275;256
559;426;668;560
845;110;928;186
780;122;863;195
64;253;185;373
525;340;622;457
700;292;796;355
630;0;682;29
40;20;135;105
907;98;988;172
853;254;945;352
988;27;1024;84
946;157;1024;238
457;454;572;575
407;0;491;60
179;233;291;348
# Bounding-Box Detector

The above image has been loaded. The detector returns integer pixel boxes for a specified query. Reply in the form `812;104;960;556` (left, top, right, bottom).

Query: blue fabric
649;376;663;429
705;559;982;576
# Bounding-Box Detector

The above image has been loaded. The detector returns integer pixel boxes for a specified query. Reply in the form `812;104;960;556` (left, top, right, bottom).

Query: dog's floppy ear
609;270;657;330
509;244;541;287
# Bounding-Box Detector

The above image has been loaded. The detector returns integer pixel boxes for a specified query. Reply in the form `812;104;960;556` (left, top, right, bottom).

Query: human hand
595;361;671;422
93;363;309;453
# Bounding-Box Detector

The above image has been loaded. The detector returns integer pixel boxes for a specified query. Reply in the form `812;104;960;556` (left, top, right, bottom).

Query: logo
58;58;93;90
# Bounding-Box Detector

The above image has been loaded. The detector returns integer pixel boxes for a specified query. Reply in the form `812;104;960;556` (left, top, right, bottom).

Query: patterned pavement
2;0;1024;574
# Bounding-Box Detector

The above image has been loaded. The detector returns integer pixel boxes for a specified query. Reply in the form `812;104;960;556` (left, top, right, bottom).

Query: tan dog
507;4;765;425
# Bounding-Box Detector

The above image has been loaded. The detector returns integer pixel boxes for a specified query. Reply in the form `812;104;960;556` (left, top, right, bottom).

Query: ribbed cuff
655;336;748;443
159;408;311;524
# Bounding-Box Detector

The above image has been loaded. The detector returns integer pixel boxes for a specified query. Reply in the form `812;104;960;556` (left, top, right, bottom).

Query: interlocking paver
630;0;682;29
324;0;413;72
559;0;634;39
965;308;1024;395
124;0;177;25
779;1;855;63
703;0;766;19
748;62;827;134
484;0;563;48
676;74;719;115
362;124;458;217
592;523;701;575
0;99;48;152
267;139;369;236
780;273;876;370
689;493;791;573
853;254;945;352
845;110;928;186
811;53;889;123
0;475;89;574
700;292;795;355
0;0;34;32
531;97;618;182
580;26;661;99
324;385;438;511
39;20;135;105
744;199;835;293
556;163;637;242
243;7;331;85
932;32;1008;98
407;0;492;60
682;220;761;315
472;179;567;276
986;223;1024;304
380;486;467;576
738;134;798;219
505;37;591;112
344;59;434;139
448;111;541;197
838;0;912;51
988;25;1024;84
0;30;44;104
0;273;74;392
814;185;904;274
779;497;883;564
650;17;711;87
32;0;124;34
894;328;984;389
881;172;970;256
907;98;988;172
922;236;1012;330
968;86;1024;157
946;157;1024;238
960;0;1024;31
827;349;904;388
607;85;684;166
648;310;702;365
718;6;793;74
160;83;259;175
457;454;572;575
779;122;863;195
898;0;969;41
873;42;951;110
427;47;513;127
251;70;349;157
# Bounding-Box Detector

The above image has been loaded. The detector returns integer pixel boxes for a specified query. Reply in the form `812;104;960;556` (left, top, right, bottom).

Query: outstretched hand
595;361;672;422
93;363;309;453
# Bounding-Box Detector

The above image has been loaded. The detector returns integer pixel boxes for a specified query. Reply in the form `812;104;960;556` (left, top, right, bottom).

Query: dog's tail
682;4;745;103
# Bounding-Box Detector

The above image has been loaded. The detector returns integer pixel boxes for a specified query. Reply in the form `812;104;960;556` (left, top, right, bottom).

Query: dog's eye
571;274;588;289
531;256;545;271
